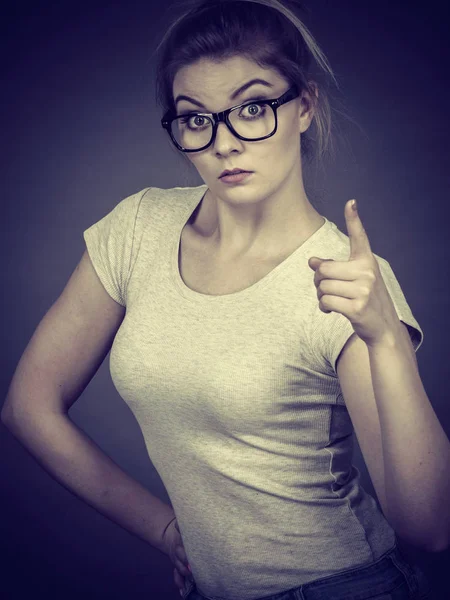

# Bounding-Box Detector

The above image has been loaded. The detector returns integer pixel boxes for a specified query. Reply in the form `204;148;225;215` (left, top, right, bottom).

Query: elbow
394;521;449;554
415;533;449;554
1;404;13;427
429;512;450;553
1;401;24;434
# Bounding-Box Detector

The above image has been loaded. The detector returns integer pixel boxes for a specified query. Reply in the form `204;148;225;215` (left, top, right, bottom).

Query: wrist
159;514;177;555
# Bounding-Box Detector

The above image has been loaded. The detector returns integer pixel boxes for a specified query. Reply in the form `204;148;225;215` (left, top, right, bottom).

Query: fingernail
188;564;192;573
179;590;183;597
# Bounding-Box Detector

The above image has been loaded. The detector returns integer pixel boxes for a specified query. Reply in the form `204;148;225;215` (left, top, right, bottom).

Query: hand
161;517;193;595
307;199;401;347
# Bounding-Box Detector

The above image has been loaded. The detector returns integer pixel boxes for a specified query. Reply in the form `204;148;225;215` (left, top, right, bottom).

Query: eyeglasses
161;84;300;153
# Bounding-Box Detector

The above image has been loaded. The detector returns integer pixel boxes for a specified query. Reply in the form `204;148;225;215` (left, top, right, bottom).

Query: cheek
261;120;300;162
187;154;207;173
280;116;301;144
194;159;213;176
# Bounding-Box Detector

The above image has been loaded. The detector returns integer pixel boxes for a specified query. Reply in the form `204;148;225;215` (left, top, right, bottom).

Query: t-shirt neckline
171;186;331;302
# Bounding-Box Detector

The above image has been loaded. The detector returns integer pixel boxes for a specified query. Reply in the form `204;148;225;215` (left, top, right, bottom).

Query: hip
181;542;434;600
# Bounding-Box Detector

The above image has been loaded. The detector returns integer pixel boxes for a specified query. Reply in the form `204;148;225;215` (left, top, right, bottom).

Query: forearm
367;325;450;552
2;409;175;555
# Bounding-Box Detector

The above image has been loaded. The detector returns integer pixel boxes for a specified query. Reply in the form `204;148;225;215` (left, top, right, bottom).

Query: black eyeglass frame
161;84;300;153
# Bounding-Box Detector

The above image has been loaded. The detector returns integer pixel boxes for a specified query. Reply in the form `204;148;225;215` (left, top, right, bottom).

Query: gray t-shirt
83;184;423;600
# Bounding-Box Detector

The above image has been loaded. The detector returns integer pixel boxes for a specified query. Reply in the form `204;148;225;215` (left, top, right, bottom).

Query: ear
299;81;318;134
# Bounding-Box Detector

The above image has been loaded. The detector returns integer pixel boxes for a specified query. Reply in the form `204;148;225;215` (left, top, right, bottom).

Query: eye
241;103;262;116
179;114;210;130
239;102;267;120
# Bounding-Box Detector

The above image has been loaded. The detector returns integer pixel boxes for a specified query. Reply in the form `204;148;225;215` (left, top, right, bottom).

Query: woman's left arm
366;322;450;552
308;199;450;553
336;322;450;553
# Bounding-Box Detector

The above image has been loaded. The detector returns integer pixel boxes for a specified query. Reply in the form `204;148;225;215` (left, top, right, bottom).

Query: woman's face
172;56;315;201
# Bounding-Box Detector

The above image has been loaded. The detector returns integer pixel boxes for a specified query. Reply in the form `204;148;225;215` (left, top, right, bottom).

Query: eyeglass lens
171;102;275;150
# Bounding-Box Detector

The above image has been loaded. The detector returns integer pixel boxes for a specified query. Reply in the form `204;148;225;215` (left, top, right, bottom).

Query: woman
2;1;446;599
150;2;444;598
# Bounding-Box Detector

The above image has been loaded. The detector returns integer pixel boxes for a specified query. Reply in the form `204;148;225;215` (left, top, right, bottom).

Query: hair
152;0;351;191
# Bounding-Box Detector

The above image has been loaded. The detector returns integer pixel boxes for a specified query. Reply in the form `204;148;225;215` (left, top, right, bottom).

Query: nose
213;119;242;151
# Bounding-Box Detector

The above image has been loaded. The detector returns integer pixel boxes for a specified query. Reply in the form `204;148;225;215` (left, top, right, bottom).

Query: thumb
308;256;331;270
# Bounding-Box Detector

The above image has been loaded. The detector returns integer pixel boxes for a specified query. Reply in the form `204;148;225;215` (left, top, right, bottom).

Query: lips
220;169;250;178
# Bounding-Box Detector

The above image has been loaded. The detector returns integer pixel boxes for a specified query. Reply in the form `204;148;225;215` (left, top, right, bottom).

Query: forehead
173;56;282;102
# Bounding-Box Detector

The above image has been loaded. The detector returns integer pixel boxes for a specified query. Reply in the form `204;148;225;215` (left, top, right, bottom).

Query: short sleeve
312;255;424;376
83;189;148;306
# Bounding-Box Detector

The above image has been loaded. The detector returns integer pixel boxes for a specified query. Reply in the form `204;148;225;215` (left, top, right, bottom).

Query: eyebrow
174;78;274;109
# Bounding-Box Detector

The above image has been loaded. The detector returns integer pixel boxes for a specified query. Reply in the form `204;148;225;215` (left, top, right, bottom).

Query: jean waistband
182;542;432;600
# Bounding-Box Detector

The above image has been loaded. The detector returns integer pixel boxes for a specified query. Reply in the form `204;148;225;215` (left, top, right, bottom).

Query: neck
203;181;324;261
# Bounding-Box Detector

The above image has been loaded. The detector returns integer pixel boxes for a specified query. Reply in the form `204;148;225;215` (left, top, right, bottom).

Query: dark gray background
1;0;449;598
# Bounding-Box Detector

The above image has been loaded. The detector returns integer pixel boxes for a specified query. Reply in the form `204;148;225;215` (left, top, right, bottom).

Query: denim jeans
181;542;434;600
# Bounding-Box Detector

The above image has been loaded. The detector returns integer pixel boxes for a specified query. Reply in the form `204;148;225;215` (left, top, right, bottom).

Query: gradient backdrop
1;0;449;598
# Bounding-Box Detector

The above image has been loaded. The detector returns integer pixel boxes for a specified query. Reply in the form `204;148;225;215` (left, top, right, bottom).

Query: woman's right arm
1;249;176;555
